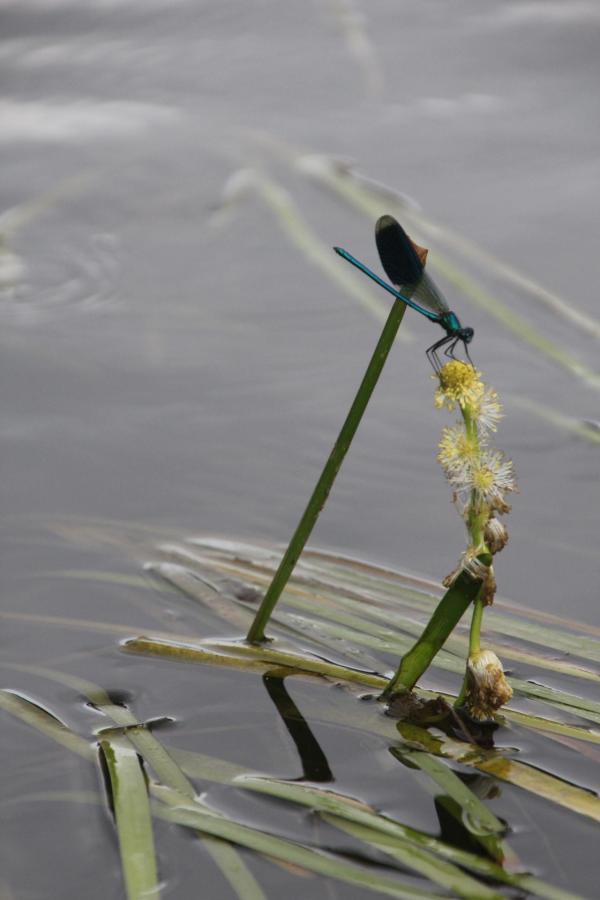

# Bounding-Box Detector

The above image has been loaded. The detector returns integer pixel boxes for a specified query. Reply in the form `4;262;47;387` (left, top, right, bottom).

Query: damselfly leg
426;334;474;372
426;334;455;372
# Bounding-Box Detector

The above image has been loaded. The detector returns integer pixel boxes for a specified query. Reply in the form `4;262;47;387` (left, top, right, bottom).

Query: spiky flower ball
436;360;516;719
435;360;484;410
435;360;516;560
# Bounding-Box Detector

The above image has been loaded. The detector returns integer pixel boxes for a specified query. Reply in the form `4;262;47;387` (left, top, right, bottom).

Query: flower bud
480;565;497;606
490;495;511;515
466;649;512;720
484;517;509;554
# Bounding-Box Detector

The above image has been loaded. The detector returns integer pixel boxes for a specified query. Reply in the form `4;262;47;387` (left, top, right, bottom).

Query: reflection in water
262;671;517;882
390;746;507;863
263;673;333;783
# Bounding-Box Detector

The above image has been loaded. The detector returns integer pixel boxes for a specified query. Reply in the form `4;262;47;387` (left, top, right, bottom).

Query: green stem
455;590;484;707
469;595;484;656
462;404;486;554
458;402;491;708
246;298;407;644
380;552;492;700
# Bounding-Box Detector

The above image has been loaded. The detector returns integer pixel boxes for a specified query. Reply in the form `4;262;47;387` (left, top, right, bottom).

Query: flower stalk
437;361;515;717
383;361;516;718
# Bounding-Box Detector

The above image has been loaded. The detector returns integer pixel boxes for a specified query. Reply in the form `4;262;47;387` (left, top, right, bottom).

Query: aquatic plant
4;521;600;899
436;361;515;717
245;271;409;643
382;361;516;718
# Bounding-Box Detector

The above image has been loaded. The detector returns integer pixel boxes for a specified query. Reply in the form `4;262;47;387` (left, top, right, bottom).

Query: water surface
2;2;600;897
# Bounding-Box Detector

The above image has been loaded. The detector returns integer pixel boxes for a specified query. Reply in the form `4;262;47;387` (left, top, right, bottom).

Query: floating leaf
1;670;264;900
200;837;268;900
0;689;94;761
153;784;444;900
392;749;505;836
99;736;160;900
396;723;600;825
235;775;502;899
326;814;583;900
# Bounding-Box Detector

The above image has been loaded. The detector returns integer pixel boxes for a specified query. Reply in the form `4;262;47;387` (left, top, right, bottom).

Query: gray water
3;0;600;623
2;2;600;897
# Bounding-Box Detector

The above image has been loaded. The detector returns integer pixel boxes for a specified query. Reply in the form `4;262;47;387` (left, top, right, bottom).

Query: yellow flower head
434;360;484;412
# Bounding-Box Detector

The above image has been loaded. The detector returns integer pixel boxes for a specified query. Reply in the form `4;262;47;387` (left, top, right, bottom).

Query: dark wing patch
375;215;423;286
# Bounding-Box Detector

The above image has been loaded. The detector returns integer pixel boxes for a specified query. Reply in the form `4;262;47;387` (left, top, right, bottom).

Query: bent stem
246;295;407;644
380;552;491;701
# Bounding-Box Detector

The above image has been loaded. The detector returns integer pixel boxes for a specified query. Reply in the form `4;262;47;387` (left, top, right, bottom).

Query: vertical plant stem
246;297;407;644
462;404;486;554
468;596;484;656
457;402;488;707
455;590;484;707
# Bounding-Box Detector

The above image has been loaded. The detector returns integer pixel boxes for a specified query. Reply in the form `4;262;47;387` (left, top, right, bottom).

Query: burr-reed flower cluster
435;360;515;719
436;361;514;524
435;361;515;565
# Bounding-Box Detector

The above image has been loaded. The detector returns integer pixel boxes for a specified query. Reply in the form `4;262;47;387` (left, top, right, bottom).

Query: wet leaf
99;736;160;900
153;784;444;900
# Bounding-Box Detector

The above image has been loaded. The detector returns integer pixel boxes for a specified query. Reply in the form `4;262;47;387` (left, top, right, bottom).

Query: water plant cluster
435;360;515;719
4;158;600;897
3;531;599;900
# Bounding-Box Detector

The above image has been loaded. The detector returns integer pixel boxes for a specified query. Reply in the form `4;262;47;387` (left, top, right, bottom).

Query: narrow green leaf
501;709;600;745
2;663;196;799
9;786;581;900
0;689;94;760
153;785;444;899
201;836;268;900
123;635;386;688
100;737;160;900
171;541;600;684
2;667;266;900
149;561;255;631
325;814;584;900
396;723;600;825
235;776;501;899
266;572;600;683
391;749;505;836
122;633;600;739
391;748;506;861
474;754;600;824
